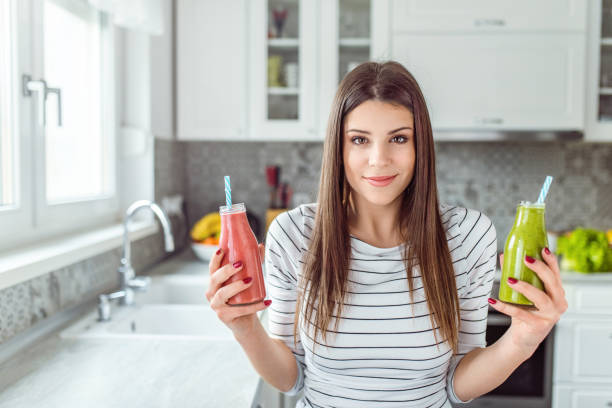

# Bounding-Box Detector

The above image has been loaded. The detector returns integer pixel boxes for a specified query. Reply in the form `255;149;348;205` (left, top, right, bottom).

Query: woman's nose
368;143;392;167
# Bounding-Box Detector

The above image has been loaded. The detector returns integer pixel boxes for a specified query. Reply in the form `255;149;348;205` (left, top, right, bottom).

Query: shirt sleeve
263;210;306;396
446;210;497;404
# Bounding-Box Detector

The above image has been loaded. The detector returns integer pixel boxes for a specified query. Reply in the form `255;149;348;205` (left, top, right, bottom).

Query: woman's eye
350;135;408;145
392;135;408;143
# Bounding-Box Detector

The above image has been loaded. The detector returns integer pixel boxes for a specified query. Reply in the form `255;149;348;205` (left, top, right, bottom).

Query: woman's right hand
206;244;271;337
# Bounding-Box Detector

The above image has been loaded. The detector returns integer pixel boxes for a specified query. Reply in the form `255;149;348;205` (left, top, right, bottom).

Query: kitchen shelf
268;87;299;95
339;38;371;47
602;37;612;45
600;87;612;95
268;38;299;48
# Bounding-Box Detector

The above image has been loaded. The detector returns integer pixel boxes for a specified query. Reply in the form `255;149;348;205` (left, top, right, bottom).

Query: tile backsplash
182;140;612;245
1;137;610;346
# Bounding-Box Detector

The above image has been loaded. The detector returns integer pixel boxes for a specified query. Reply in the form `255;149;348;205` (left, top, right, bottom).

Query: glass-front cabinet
250;0;387;141
585;0;612;141
249;0;317;141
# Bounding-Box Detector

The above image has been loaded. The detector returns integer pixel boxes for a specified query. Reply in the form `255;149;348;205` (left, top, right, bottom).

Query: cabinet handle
474;18;506;27
474;117;504;125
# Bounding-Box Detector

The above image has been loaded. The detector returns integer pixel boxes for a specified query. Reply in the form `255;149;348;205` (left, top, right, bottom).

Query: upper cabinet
584;0;612;142
177;0;249;141
384;0;587;133
392;33;585;131
391;0;587;32
248;0;318;141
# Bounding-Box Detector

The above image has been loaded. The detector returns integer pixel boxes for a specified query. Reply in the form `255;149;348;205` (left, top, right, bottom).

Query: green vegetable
556;228;612;273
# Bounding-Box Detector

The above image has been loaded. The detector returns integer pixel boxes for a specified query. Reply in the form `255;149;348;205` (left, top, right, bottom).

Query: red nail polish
243;277;252;284
525;255;535;264
488;298;497;305
264;300;272;306
233;261;242;268
544;247;551;255
216;248;222;255
507;277;518;284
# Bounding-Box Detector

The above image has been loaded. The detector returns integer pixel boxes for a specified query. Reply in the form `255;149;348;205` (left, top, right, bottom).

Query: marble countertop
0;249;264;408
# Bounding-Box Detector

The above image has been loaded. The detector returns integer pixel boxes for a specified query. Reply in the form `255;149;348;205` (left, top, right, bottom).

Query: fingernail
216;248;222;255
264;300;272;306
544;247;551;255
243;277;252;284
507;277;518;284
233;261;242;269
525;255;535;264
488;298;497;305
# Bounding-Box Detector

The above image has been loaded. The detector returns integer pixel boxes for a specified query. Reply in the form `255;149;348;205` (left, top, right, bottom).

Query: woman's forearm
233;315;298;392
452;326;537;402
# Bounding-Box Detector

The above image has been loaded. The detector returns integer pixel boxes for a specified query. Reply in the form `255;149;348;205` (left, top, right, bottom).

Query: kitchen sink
109;304;234;339
59;269;265;341
60;304;234;341
134;274;210;305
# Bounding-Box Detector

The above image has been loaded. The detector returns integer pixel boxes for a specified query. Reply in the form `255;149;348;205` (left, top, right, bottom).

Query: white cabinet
177;0;249;141
318;0;380;139
584;0;612;142
385;1;587;133
248;0;318;141
552;280;612;408
391;33;585;131
391;0;587;32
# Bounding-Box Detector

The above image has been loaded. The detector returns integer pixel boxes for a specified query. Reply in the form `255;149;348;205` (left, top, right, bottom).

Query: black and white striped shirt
263;203;497;408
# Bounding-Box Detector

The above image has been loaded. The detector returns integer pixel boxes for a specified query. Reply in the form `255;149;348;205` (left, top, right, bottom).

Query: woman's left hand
488;248;568;353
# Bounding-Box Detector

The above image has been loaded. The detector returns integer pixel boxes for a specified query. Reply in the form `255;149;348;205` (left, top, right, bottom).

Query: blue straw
224;176;232;208
536;176;553;205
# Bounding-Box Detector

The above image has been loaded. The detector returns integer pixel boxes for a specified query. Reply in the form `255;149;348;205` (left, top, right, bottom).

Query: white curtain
88;0;164;35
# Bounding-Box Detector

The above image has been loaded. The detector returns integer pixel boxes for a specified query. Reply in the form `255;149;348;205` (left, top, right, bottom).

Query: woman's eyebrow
346;126;412;135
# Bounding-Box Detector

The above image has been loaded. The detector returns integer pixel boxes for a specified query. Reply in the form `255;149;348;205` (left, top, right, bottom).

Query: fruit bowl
191;241;218;263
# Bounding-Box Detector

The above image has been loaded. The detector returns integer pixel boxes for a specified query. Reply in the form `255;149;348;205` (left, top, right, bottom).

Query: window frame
0;0;120;253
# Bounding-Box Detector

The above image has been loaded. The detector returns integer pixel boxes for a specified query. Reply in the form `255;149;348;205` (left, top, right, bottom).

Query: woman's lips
364;175;397;187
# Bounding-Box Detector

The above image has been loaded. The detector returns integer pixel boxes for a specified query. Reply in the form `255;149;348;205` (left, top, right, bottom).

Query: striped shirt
263;202;497;408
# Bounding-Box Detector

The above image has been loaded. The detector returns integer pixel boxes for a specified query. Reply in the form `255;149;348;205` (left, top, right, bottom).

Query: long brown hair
295;61;460;355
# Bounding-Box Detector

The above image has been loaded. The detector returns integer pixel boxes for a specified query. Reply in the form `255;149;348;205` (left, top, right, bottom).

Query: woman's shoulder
439;203;494;241
268;203;316;247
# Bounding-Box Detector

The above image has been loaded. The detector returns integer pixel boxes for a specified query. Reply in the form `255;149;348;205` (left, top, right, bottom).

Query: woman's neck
347;194;404;247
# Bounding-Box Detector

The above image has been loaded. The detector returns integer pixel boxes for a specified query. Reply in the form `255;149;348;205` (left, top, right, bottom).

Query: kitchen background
1;0;611;407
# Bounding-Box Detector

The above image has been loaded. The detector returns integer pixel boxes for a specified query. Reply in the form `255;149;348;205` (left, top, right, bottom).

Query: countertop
0;249;263;408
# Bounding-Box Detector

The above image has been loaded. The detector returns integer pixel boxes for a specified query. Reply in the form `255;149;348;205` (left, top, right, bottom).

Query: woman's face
342;100;416;208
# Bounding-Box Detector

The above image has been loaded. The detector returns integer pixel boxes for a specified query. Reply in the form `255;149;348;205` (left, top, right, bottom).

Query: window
0;0;118;252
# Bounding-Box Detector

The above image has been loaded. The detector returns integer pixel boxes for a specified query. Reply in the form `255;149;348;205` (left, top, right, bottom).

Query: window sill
0;220;159;291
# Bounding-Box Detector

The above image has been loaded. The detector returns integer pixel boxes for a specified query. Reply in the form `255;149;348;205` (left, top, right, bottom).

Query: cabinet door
554;319;612;383
177;0;248;141
553;385;612;408
391;0;587;32
585;0;612;142
391;33;585;131
319;0;374;137
249;0;318;141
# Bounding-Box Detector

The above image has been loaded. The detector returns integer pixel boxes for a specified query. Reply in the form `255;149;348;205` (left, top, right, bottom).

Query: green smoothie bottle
499;201;548;306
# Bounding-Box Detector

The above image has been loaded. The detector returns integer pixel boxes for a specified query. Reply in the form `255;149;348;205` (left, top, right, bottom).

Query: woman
206;61;568;407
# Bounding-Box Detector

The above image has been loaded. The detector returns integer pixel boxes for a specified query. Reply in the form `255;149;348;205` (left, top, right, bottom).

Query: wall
181;140;612;247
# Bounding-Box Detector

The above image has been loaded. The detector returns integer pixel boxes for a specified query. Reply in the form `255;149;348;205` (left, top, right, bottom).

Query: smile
363;175;397;187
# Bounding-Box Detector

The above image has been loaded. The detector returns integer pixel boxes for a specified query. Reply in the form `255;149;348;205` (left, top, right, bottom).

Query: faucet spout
121;200;175;268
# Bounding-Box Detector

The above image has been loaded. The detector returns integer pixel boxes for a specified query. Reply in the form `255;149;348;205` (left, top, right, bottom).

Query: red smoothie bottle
218;203;266;305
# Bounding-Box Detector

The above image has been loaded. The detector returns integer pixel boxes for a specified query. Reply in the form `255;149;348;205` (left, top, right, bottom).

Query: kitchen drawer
554;319;612;383
569;285;612;315
553;385;612;408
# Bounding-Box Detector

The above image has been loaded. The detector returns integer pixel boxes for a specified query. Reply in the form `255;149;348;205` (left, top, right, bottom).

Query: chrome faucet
97;200;175;321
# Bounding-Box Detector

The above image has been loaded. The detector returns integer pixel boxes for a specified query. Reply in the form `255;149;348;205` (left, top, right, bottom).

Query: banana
190;212;221;241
